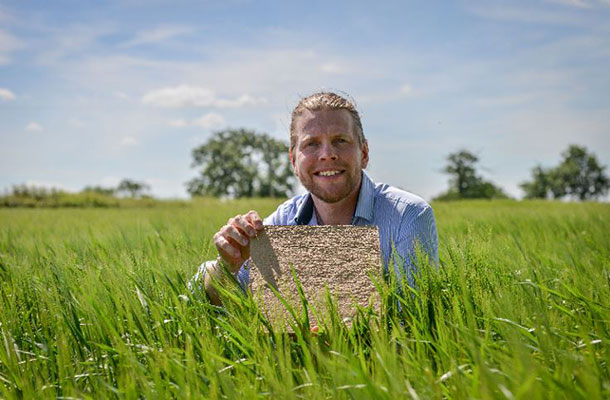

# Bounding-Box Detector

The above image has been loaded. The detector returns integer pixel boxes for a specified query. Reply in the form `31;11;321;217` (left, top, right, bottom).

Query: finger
245;210;264;230
214;234;241;259
311;326;319;333
230;215;257;237
225;236;250;261
222;224;249;246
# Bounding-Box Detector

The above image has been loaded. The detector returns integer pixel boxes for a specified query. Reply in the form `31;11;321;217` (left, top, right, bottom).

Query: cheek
292;155;306;175
343;147;362;162
296;153;312;166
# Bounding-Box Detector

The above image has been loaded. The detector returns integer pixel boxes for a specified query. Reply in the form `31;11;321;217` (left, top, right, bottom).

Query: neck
312;182;361;225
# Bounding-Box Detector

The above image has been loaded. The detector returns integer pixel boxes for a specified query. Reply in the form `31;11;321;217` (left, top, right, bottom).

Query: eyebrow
302;132;351;141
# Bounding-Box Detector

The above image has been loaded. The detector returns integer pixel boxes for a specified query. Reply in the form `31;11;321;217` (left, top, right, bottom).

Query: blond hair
290;91;365;150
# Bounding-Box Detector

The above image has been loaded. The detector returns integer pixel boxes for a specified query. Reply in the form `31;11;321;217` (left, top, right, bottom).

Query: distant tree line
2;127;608;207
434;145;608;201
520;145;608;201
186;129;608;202
82;179;151;199
1;179;154;208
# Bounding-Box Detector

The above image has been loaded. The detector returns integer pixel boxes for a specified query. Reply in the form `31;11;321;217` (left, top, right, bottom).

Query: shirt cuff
188;259;250;293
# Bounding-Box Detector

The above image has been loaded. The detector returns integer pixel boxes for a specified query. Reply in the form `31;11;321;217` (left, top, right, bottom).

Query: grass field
1;199;609;399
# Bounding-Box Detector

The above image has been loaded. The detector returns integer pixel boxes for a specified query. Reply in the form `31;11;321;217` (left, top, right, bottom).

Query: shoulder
264;193;309;225
373;182;432;219
372;182;437;251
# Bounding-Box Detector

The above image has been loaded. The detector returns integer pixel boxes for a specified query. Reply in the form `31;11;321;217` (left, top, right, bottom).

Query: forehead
294;109;355;138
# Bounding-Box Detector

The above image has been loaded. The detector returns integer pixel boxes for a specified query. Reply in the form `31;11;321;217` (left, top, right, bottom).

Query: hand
213;210;264;274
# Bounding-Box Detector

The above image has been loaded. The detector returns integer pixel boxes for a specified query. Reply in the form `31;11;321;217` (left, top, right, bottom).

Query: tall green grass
0;199;608;398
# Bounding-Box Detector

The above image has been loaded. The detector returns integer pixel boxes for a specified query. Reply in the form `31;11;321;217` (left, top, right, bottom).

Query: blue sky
1;0;609;200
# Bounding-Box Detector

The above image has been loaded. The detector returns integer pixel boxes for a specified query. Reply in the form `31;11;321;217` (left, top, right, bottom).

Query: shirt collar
353;171;375;223
293;170;375;225
294;193;314;225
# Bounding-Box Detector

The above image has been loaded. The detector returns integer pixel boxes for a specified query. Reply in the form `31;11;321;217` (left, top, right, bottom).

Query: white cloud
37;24;116;65
0;29;24;65
169;113;226;129
142;85;215;107
214;94;267;108
141;85;266;108
0;87;15;101
119;26;194;48
57;47;369;106
25;122;42;132
120;136;137;146
192;113;225;129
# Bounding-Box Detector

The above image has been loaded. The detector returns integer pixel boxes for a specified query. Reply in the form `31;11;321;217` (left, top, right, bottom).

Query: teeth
318;170;340;177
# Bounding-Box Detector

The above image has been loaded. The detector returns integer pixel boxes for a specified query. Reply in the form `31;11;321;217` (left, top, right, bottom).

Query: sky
1;0;609;201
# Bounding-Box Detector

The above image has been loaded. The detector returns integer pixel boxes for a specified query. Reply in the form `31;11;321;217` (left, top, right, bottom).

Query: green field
1;199;608;399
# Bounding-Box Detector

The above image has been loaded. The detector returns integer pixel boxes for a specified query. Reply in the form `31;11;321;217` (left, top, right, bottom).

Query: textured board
249;225;381;328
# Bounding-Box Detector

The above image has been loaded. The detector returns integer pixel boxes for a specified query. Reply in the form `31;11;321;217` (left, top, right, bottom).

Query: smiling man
195;92;438;305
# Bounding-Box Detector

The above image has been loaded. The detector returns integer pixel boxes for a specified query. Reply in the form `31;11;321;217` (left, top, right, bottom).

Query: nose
319;142;338;161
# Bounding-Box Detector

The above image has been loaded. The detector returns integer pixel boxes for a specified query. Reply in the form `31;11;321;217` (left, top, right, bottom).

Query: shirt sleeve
189;205;288;294
187;260;216;293
263;203;288;225
188;259;251;294
391;204;439;285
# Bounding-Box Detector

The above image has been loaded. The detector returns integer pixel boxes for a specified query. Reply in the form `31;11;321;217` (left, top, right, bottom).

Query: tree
521;145;609;200
520;165;552;199
443;150;479;198
116;179;151;198
435;149;508;200
187;129;294;198
9;184;65;200
555;145;609;200
81;185;116;196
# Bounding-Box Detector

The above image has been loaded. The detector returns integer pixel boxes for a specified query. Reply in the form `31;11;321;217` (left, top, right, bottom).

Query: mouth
314;169;345;177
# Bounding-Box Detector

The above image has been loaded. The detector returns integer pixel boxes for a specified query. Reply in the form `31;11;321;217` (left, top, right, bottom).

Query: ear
361;140;369;169
289;148;296;171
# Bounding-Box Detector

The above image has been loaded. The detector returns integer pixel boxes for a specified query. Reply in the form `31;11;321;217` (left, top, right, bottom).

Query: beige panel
249;225;381;329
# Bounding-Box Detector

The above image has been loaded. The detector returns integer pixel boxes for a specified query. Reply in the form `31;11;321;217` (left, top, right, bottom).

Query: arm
189;199;297;303
391;205;439;286
204;211;264;305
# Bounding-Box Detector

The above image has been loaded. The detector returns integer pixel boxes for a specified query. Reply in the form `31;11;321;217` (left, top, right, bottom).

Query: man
194;91;438;305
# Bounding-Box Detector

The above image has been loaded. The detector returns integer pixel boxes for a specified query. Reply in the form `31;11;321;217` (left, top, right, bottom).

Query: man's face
290;109;369;204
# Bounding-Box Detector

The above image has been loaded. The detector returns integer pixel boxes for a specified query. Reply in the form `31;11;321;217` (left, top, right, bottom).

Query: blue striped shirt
192;171;438;290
